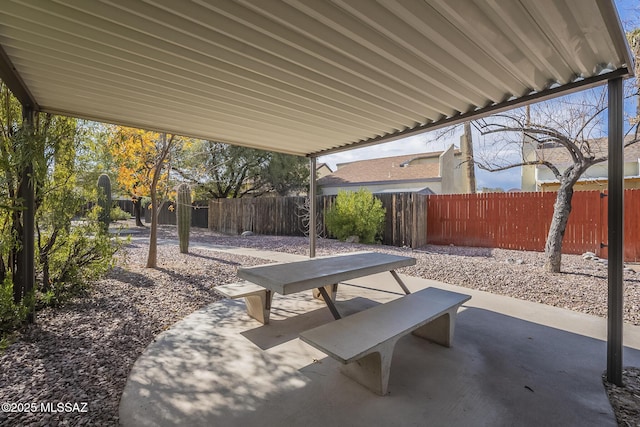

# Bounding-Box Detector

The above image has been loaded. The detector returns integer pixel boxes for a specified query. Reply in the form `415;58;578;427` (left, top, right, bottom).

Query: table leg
313;283;338;301
317;287;341;320
390;270;411;294
244;289;273;324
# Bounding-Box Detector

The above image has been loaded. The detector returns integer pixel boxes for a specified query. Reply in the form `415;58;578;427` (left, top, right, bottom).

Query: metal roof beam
0;43;38;110
311;67;632;157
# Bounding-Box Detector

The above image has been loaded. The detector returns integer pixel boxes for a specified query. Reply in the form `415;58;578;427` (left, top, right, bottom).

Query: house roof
0;0;633;157
318;153;445;186
534;135;640;165
316;163;334;173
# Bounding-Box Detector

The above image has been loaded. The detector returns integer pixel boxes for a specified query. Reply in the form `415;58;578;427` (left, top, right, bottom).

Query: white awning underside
0;0;633;156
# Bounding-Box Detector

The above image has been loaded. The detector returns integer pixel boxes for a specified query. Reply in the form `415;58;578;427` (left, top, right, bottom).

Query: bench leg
243;290;273;325
340;340;397;396
312;284;338;302
411;308;458;347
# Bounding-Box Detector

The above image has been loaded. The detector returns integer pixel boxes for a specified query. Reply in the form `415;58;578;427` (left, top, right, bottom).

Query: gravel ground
1;221;639;426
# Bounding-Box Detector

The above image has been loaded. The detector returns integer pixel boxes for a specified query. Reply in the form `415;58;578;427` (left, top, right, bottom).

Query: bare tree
295;196;324;238
475;87;638;273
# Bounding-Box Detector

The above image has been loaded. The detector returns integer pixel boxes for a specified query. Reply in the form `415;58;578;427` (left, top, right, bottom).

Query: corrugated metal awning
0;0;633;156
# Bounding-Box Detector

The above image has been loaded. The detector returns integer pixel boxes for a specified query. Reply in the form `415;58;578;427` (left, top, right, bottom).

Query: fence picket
202;190;639;262
426;190;640;262
207;193;427;248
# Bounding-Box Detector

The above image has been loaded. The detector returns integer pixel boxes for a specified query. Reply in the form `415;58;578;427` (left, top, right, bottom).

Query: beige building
315;163;334;179
317;145;466;195
521;135;640;192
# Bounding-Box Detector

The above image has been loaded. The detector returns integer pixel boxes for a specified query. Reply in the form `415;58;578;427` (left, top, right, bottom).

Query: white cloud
318;134;433;169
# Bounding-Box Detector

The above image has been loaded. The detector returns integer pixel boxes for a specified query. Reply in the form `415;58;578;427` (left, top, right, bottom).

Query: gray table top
237;251;416;295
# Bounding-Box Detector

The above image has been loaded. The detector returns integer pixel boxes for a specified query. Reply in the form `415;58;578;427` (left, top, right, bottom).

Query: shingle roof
535;135;640;165
318;152;452;186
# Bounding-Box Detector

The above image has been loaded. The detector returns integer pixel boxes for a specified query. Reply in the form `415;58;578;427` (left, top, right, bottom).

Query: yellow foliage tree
110;127;181;267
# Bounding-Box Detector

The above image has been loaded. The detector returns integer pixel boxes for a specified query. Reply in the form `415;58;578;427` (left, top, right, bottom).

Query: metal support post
607;77;624;386
309;156;317;258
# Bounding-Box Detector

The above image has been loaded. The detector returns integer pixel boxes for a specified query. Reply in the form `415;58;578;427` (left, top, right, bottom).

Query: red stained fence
426;190;640;262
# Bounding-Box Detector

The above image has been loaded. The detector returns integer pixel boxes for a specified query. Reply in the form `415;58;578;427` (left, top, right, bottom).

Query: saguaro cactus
97;174;112;232
176;183;191;253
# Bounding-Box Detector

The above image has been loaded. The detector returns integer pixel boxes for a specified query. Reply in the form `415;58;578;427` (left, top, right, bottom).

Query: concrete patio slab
119;263;640;426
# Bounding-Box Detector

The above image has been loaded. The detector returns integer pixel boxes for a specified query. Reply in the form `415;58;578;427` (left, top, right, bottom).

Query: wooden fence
209;196;307;237
208;193;428;248
426;190;640;261
377;193;428;248
150;190;640;260
144;202;209;228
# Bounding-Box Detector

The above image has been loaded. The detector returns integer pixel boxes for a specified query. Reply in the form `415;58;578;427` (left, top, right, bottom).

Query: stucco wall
536;160;639;190
522;133;640;191
438;144;466;194
540;178;640;192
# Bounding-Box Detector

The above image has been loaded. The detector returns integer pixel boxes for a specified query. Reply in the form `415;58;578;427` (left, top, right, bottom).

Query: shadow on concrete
120;295;640;427
241;297;379;350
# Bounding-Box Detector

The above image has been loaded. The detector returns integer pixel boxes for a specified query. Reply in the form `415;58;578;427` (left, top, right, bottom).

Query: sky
318;0;639;191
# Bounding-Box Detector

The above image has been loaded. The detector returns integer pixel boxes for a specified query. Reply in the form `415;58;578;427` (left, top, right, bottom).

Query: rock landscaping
1;222;639;425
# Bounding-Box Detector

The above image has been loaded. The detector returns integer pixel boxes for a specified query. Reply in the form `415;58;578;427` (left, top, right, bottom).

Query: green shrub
0;278;29;343
325;189;385;244
37;206;119;307
110;205;131;221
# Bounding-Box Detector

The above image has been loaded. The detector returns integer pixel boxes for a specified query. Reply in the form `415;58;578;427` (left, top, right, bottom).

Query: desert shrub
325;189;385;244
0;90;120;342
110;205;131;221
0;278;30;344
36;206;120;307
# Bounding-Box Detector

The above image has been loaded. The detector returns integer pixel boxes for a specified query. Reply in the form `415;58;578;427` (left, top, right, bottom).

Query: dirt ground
603;368;640;426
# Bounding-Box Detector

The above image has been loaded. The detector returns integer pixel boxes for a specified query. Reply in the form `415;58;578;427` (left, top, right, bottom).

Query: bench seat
214;281;273;324
299;287;471;395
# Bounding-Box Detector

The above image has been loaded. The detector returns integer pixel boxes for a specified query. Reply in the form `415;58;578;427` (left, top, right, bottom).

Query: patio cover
0;0;635;386
0;0;633;157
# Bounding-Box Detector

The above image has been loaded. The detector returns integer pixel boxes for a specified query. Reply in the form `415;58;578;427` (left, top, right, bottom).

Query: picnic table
215;251;471;395
216;252;416;324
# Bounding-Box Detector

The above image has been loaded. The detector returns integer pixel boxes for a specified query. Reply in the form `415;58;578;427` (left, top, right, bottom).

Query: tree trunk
462;121;476;194
146;190;158;268
133;196;144;227
544;174;579;272
38;227;58;293
145;132;173;268
11;209;23;303
41;259;50;293
0;257;5;284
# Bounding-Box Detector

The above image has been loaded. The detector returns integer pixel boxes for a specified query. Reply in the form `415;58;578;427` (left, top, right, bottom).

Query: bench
214;282;273;324
299;287;471;395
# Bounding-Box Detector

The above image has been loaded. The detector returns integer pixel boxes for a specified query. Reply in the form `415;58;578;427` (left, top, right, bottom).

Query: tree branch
478;159;561;179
